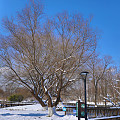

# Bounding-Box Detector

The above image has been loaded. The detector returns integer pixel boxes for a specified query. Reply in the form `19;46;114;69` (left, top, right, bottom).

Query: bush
8;94;24;102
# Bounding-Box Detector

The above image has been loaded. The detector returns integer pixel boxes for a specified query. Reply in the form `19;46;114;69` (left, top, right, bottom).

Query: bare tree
0;0;97;116
87;53;112;105
105;67;120;105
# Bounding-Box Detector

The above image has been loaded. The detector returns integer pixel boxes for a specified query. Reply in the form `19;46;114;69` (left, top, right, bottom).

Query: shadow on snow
1;112;66;117
54;112;65;117
1;113;47;117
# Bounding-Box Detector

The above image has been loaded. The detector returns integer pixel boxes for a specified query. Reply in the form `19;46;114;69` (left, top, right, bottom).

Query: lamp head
80;71;89;75
80;71;89;79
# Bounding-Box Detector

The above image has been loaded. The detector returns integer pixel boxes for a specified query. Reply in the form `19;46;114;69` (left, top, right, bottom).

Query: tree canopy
0;0;97;116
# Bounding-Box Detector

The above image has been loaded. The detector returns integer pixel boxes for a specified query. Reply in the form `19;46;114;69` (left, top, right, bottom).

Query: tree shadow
53;109;66;118
54;112;65;117
1;113;14;116
1;111;67;117
1;113;47;117
18;113;47;116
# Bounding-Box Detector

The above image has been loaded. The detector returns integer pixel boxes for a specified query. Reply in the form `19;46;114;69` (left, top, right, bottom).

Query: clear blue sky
0;0;120;65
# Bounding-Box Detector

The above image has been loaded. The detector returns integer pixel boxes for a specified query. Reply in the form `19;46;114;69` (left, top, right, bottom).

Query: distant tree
99;66;117;106
87;53;112;105
0;89;4;99
16;88;32;99
8;94;24;102
0;0;97;116
105;67;120;105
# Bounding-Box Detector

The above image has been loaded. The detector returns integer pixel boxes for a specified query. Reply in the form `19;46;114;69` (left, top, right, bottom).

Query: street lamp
80;71;89;120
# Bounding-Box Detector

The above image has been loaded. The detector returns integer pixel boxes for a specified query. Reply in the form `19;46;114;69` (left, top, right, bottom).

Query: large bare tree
0;0;97;116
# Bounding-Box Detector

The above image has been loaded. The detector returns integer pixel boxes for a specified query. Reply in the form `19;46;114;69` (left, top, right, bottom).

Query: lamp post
80;71;89;120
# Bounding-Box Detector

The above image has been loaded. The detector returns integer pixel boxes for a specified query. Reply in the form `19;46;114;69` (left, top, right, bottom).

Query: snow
0;104;78;120
91;116;120;120
0;104;120;120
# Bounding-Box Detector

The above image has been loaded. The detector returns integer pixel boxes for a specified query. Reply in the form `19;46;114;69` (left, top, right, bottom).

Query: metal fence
65;106;120;119
0;101;35;108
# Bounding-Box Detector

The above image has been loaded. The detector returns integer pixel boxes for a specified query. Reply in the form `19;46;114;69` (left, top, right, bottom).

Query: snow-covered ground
0;104;120;120
0;104;78;120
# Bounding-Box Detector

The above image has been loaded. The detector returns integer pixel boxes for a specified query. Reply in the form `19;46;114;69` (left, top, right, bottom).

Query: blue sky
0;0;120;65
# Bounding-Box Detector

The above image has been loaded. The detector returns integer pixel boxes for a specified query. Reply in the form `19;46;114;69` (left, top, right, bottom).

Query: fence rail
87;107;120;118
0;101;35;108
1;101;120;119
65;106;120;119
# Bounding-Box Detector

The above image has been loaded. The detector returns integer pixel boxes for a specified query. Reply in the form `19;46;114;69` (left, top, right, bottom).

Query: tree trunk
95;85;98;106
48;107;57;116
31;92;47;107
53;89;61;107
47;95;54;116
48;107;53;116
47;89;61;116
